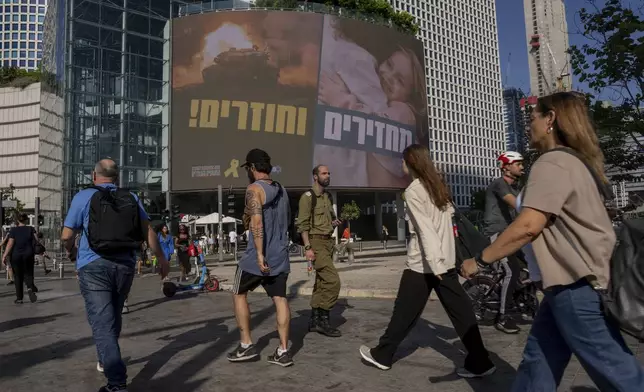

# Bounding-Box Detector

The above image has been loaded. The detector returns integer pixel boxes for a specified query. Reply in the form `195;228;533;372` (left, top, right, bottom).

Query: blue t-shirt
63;183;149;269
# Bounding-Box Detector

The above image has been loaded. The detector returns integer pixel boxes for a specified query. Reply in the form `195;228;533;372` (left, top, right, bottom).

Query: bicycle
462;260;540;323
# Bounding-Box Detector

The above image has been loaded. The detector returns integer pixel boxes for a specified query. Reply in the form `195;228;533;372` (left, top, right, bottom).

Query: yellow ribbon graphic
224;159;240;178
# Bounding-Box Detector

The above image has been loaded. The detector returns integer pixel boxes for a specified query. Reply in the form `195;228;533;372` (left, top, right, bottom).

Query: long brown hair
403;144;452;210
536;92;608;183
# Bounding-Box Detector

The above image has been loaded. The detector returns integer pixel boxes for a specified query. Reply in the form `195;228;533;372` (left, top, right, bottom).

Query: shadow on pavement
0;314;244;380
0;313;69;333
127;291;200;314
255;296;351;358
392;319;516;392
128;280;308;391
336;264;379;273
0;288;52;299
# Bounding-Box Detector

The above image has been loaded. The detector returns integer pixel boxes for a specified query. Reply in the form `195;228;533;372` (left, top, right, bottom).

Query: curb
219;282;399;299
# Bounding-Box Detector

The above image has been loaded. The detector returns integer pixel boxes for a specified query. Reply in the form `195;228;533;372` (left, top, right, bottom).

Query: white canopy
194;212;241;225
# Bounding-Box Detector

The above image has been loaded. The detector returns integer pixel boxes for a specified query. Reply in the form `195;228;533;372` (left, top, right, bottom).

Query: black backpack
86;186;144;255
541;148;644;341
452;209;490;270
291;189;333;246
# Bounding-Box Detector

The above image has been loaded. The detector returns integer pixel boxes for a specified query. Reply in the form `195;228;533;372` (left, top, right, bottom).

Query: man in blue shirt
61;159;169;392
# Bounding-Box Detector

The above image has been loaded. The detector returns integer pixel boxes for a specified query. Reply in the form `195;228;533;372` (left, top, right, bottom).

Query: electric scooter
162;240;220;297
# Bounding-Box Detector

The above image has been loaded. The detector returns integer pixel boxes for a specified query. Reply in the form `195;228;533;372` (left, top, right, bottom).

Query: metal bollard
59;260;64;279
359;241;363;252
348;246;355;264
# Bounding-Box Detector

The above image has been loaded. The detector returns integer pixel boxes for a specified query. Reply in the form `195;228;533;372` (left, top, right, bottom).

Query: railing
175;1;414;35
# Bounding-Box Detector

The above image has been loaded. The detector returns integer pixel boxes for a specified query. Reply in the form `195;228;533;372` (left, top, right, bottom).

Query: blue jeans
511;279;644;391
79;258;134;386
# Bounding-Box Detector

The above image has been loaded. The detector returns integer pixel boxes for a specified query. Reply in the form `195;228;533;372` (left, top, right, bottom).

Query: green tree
340;200;361;229
1;184;25;225
252;0;419;34
0;66;41;88
469;188;486;211
568;0;644;180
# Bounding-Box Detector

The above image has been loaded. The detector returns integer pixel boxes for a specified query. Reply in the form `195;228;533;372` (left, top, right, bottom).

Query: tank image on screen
202;45;279;86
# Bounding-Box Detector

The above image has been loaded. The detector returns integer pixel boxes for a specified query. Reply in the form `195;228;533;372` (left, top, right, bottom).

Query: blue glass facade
0;0;46;70
41;0;182;219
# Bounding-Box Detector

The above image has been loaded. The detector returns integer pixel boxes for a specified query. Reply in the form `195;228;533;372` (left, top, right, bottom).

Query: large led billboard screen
171;11;427;191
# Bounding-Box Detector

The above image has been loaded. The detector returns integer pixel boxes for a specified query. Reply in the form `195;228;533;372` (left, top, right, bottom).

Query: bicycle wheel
463;275;499;322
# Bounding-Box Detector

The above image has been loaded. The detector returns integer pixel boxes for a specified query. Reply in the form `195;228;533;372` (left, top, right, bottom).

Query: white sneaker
359;345;390;370
97;362;104;373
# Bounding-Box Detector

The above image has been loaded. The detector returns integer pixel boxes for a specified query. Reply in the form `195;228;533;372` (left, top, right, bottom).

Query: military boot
308;308;320;332
310;308;341;337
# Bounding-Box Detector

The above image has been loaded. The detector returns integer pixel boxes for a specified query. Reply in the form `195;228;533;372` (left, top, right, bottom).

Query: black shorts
232;267;288;298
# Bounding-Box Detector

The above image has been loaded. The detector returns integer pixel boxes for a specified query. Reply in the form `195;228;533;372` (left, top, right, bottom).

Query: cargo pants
310;236;341;310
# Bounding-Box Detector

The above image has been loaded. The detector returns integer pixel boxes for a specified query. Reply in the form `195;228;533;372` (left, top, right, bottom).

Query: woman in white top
359;144;496;378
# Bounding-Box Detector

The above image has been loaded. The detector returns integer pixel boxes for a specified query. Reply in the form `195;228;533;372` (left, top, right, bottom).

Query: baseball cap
241;148;271;168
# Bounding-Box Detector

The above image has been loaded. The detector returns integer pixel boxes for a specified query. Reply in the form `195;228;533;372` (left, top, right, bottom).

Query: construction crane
529;34;570;94
504;52;511;87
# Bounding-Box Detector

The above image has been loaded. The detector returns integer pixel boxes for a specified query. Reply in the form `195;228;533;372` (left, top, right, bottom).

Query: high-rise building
524;0;572;96
0;0;47;71
503;88;527;153
391;0;506;207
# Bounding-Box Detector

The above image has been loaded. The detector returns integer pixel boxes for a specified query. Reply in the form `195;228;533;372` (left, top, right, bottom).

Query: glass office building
42;0;182;218
0;0;47;70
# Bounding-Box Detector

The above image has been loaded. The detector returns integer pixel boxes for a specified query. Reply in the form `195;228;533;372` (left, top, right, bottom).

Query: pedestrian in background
381;225;389;250
158;224;174;276
174;224;192;281
2;213;39;304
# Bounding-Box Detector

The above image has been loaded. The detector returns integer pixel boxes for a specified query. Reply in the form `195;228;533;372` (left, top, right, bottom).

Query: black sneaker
98;384;128;392
226;343;258;362
7;281;13;286
267;347;294;367
456;364;496;378
495;314;520;334
27;288;37;303
45;269;52;275
14;299;23;305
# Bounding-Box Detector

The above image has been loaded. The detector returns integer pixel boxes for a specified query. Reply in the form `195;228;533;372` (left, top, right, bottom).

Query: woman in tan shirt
461;92;644;391
359;144;495;378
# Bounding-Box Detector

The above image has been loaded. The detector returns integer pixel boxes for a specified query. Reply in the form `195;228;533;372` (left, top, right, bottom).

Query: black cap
241;148;271;168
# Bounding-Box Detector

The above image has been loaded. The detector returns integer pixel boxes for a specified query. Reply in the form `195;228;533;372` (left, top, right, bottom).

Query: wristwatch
474;252;488;269
304;245;312;251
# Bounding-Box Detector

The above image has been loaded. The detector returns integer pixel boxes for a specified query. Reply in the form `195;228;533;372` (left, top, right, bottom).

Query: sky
496;0;592;95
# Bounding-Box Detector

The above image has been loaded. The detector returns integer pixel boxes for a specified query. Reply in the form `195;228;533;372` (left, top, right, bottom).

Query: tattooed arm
244;183;268;272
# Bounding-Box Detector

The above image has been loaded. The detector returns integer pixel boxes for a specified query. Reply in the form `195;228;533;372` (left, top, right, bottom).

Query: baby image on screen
314;16;427;188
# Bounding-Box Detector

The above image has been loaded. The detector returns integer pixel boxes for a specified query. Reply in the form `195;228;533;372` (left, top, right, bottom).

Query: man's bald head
93;159;119;184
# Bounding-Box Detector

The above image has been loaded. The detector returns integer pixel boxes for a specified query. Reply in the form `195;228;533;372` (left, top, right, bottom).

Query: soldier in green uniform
296;165;342;337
